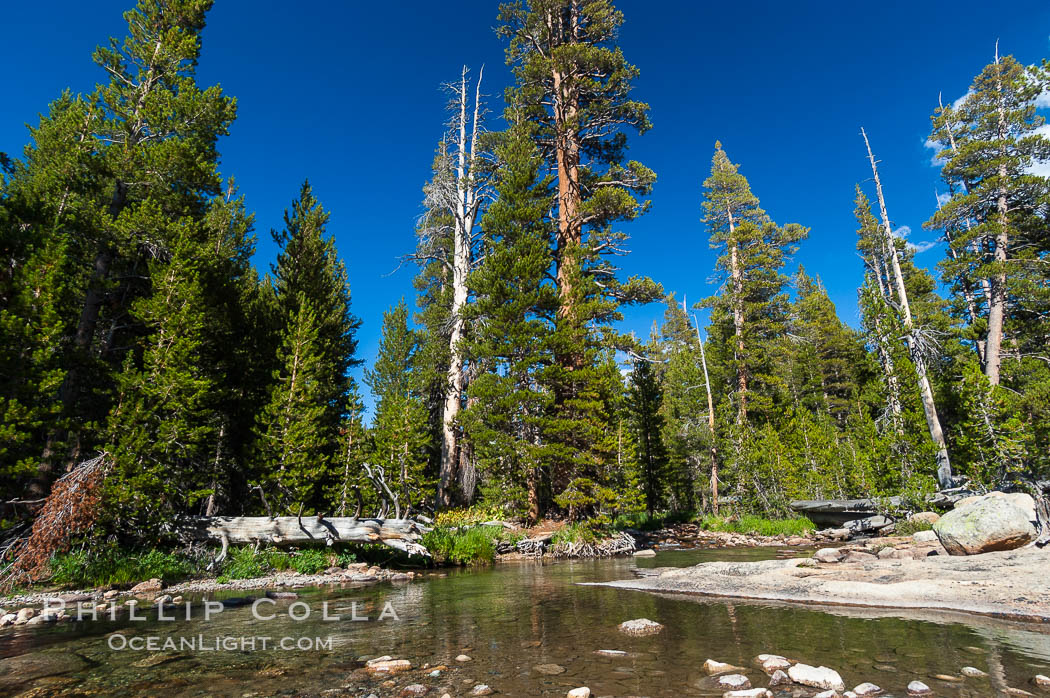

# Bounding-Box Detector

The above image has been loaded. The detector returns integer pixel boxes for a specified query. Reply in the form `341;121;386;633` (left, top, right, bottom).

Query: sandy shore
593;544;1050;624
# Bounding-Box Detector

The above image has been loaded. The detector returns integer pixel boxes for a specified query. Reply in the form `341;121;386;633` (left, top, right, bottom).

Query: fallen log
181;516;432;557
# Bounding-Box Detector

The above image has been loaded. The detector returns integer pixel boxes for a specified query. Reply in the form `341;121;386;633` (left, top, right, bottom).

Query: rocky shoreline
0;562;422;626
594;531;1050;623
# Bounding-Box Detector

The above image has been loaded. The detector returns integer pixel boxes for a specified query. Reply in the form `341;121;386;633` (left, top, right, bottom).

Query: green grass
698;514;816;537
49;548;197;588
219;547;335;580
420;525;497;565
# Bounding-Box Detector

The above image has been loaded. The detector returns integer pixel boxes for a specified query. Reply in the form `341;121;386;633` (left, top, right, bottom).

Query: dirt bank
593;542;1050;623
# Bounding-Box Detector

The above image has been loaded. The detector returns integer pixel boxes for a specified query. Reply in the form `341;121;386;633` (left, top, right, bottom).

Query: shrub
434;504;505;528
223;546;267;580
290;549;330;575
612;510;696;532
893;518;934;536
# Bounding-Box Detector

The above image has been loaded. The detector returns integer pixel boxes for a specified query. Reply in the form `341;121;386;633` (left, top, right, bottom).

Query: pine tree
498;0;658;334
103;226;218;531
3;0;238;500
460;125;557;521
926;51;1050;387
701;143;807;424
366;301;431;515
626;335;667;515
253;300;330;513
657;297;707;512
255;183;360;512
498;1;662;506
789;268;865;423
333;383;369;516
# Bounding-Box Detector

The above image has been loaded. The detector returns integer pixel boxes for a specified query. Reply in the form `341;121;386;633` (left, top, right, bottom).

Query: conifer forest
2;0;1050;585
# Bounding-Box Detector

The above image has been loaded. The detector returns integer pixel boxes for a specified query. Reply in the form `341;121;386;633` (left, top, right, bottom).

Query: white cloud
952;90;974;110
1028;123;1050;178
936;191;951;207
908;240;938;254
893;225;912;239
925;137;946;167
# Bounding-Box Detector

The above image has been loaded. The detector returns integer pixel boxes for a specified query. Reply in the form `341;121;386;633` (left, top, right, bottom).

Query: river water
1;547;1049;696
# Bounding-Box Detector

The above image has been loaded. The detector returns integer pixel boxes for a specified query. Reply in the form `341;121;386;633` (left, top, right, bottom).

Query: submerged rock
715;674;751;689
399;685;429;697
787;663;846;691
455;654;472;662
767;669;790;686
934;492;1037;555
0;651;88;689
633;549;657;557
470;685;493;696
533;663;565;675
365;657;413;675
906;680;932;695
853;682;882;696
755;654;791;674
566;689;590;698
1035;674;1050;687
722;689;772;698
704;659;743;675
618;618;663;635
960;666;987;678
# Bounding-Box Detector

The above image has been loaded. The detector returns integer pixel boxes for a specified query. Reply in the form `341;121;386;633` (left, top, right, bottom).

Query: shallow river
2;547;1049;697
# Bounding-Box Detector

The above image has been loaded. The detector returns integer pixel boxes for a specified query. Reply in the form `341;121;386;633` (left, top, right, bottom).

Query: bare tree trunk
437;67;484;508
863;128;953;488
692;312;719;516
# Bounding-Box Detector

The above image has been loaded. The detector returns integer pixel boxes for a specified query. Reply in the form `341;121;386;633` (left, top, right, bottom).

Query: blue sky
4;1;1050;415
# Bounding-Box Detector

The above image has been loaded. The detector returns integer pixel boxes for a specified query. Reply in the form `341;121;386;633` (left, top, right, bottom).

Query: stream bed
1;547;1049;696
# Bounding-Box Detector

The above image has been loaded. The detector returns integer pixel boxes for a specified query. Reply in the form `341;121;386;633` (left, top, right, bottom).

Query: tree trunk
182;516;431;557
986;49;1010;386
437;67;484;508
938;95;989;367
550;3;584;371
726;210;747;423
863;128;953;488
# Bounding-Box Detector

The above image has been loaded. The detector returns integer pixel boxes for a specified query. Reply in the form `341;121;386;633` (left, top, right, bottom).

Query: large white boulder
934;492;1037;555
